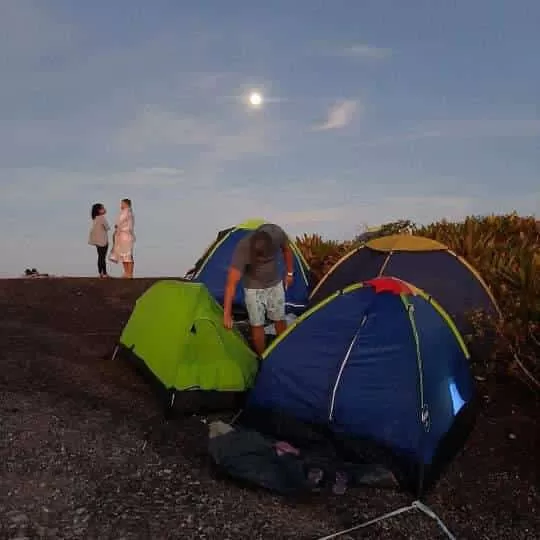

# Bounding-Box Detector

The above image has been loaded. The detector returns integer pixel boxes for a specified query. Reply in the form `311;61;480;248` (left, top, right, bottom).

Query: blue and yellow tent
186;219;312;316
240;277;477;495
309;234;501;334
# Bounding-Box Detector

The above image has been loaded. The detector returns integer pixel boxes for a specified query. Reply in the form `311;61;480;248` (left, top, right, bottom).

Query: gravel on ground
0;278;538;539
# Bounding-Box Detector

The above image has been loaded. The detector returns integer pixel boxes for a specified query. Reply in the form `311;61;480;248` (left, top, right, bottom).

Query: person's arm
281;243;294;276
223;245;246;327
223;267;242;323
276;226;294;285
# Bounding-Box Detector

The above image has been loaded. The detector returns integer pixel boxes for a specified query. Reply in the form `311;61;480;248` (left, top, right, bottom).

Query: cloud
113;103;280;188
310;41;392;61
358;119;540;147
115;106;216;153
312;100;360;131
115;104;275;159
341;44;392;60
271;208;347;226
1;167;190;205
0;162;537;278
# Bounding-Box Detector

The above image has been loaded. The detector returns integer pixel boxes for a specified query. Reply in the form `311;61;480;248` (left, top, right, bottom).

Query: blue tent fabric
192;227;311;315
240;282;476;494
329;294;423;462
408;294;475;462
384;251;497;323
248;288;375;424
308;245;499;335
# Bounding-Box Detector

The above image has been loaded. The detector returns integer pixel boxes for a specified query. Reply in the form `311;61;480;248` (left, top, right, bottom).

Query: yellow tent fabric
366;234;448;252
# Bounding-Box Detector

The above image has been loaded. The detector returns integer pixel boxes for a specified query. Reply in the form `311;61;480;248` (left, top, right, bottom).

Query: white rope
316;504;415;539
229;409;243;425
413;501;457;539
316;500;457;540
509;348;540;390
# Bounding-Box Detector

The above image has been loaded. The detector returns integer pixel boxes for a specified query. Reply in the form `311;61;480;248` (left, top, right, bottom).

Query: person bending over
223;224;294;356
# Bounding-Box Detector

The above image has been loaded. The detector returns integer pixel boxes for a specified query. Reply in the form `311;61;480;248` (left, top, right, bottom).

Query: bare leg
121;262;128;278
250;325;266;356
126;261;134;278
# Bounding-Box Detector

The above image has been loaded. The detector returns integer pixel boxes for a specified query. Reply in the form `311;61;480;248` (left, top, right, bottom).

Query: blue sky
1;0;539;277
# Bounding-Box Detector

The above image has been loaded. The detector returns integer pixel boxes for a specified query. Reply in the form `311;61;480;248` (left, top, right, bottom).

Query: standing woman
110;198;135;278
88;203;110;278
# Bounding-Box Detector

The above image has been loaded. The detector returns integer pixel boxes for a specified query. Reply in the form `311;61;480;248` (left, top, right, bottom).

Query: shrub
297;213;540;390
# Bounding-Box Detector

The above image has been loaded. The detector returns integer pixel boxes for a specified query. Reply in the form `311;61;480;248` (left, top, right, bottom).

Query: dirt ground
0;278;538;540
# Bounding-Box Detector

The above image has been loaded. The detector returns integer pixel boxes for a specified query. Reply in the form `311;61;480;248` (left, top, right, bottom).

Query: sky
1;0;539;277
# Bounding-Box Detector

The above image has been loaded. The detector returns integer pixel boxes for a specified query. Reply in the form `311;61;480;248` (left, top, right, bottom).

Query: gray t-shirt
230;224;288;289
88;215;110;247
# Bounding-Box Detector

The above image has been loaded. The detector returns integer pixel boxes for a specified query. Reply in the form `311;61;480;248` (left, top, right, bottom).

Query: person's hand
284;273;294;290
223;312;233;330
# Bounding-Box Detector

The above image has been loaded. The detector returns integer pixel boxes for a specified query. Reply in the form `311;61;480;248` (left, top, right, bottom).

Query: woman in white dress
110;198;135;278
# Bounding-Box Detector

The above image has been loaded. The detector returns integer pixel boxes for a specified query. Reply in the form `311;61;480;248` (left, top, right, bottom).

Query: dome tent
308;234;501;335
186;219;313;317
239;277;477;496
114;280;258;414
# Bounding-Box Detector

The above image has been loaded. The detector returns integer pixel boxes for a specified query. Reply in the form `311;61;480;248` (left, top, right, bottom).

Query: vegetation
295;213;540;390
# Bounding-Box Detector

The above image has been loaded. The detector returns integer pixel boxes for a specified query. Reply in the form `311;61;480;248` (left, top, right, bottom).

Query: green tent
116;280;259;412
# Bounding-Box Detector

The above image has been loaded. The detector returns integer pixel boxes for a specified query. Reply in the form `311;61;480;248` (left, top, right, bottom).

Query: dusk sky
1;0;539;277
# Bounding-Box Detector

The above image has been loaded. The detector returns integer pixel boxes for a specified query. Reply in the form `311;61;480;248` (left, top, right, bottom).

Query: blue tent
240;277;477;494
308;234;501;336
186;219;312;316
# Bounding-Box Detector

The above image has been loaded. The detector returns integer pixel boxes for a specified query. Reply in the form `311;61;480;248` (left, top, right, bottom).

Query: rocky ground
0;278;538;540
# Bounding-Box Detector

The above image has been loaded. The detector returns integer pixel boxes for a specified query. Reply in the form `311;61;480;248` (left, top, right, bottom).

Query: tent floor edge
116;344;171;407
418;391;479;495
170;390;248;416
116;345;250;415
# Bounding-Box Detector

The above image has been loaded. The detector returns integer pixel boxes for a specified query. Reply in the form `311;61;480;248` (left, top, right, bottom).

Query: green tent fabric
118;280;258;398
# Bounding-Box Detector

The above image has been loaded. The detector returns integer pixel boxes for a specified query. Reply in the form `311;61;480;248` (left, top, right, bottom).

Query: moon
248;91;263;107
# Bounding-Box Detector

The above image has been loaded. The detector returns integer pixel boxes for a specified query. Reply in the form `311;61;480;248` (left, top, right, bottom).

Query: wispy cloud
114;103;279;184
310;41;392;61
272;207;347;226
341;43;392;59
357;118;540;148
115;106;216;153
2;167;189;203
312;100;360;131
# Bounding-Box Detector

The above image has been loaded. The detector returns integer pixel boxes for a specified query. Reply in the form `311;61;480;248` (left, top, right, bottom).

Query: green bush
296;214;540;389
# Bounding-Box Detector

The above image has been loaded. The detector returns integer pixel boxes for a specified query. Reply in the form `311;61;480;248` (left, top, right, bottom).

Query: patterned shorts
244;281;286;327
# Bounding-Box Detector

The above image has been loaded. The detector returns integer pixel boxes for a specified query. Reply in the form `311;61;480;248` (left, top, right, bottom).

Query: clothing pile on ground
208;421;398;496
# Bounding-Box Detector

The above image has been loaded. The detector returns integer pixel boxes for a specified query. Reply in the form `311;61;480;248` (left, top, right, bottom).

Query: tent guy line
316;500;457;540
